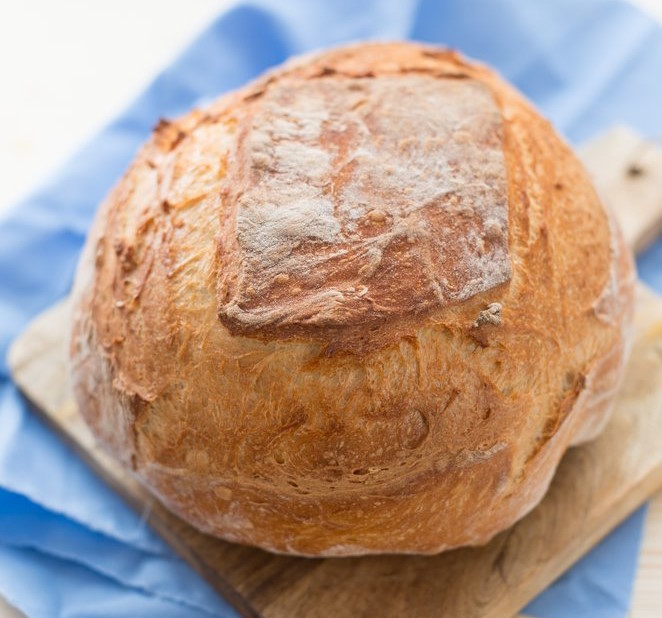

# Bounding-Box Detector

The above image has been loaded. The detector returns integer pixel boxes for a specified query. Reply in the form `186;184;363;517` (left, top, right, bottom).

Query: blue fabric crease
0;489;227;616
0;545;229;618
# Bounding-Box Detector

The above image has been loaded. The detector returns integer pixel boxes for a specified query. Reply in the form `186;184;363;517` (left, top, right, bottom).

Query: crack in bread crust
217;74;511;338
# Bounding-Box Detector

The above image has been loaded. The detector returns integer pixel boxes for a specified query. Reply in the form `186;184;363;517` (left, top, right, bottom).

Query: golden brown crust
70;42;635;556
217;68;511;342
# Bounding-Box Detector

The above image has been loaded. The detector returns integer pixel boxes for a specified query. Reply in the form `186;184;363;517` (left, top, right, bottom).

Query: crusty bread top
69;42;635;556
217;59;511;340
80;41;623;359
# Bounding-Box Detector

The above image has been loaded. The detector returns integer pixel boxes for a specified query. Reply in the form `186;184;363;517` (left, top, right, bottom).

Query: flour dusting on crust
217;74;511;335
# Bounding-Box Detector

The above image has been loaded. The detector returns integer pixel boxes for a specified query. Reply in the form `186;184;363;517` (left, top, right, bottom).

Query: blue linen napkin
0;1;661;616
0;489;227;616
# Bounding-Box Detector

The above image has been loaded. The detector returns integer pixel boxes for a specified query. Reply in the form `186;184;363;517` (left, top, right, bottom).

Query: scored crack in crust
217;73;511;339
69;42;635;556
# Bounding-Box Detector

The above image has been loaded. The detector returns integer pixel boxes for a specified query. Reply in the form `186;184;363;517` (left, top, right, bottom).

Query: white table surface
0;2;660;617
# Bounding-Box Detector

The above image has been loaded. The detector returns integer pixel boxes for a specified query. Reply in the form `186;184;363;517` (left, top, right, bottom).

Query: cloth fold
1;1;661;616
0;489;229;617
0;545;229;618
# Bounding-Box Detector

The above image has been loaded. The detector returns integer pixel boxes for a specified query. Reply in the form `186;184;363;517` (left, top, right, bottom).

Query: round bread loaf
70;42;635;556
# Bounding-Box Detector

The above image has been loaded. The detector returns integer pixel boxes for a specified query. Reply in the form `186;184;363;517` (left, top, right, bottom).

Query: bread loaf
70;42;635;556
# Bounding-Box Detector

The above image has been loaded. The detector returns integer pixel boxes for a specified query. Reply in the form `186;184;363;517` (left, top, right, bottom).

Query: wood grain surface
7;128;662;617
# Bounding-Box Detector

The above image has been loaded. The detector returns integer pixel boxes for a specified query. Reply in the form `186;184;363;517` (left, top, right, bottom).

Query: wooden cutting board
8;127;662;618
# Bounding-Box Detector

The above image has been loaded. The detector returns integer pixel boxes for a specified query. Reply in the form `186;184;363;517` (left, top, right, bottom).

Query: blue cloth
0;1;660;616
